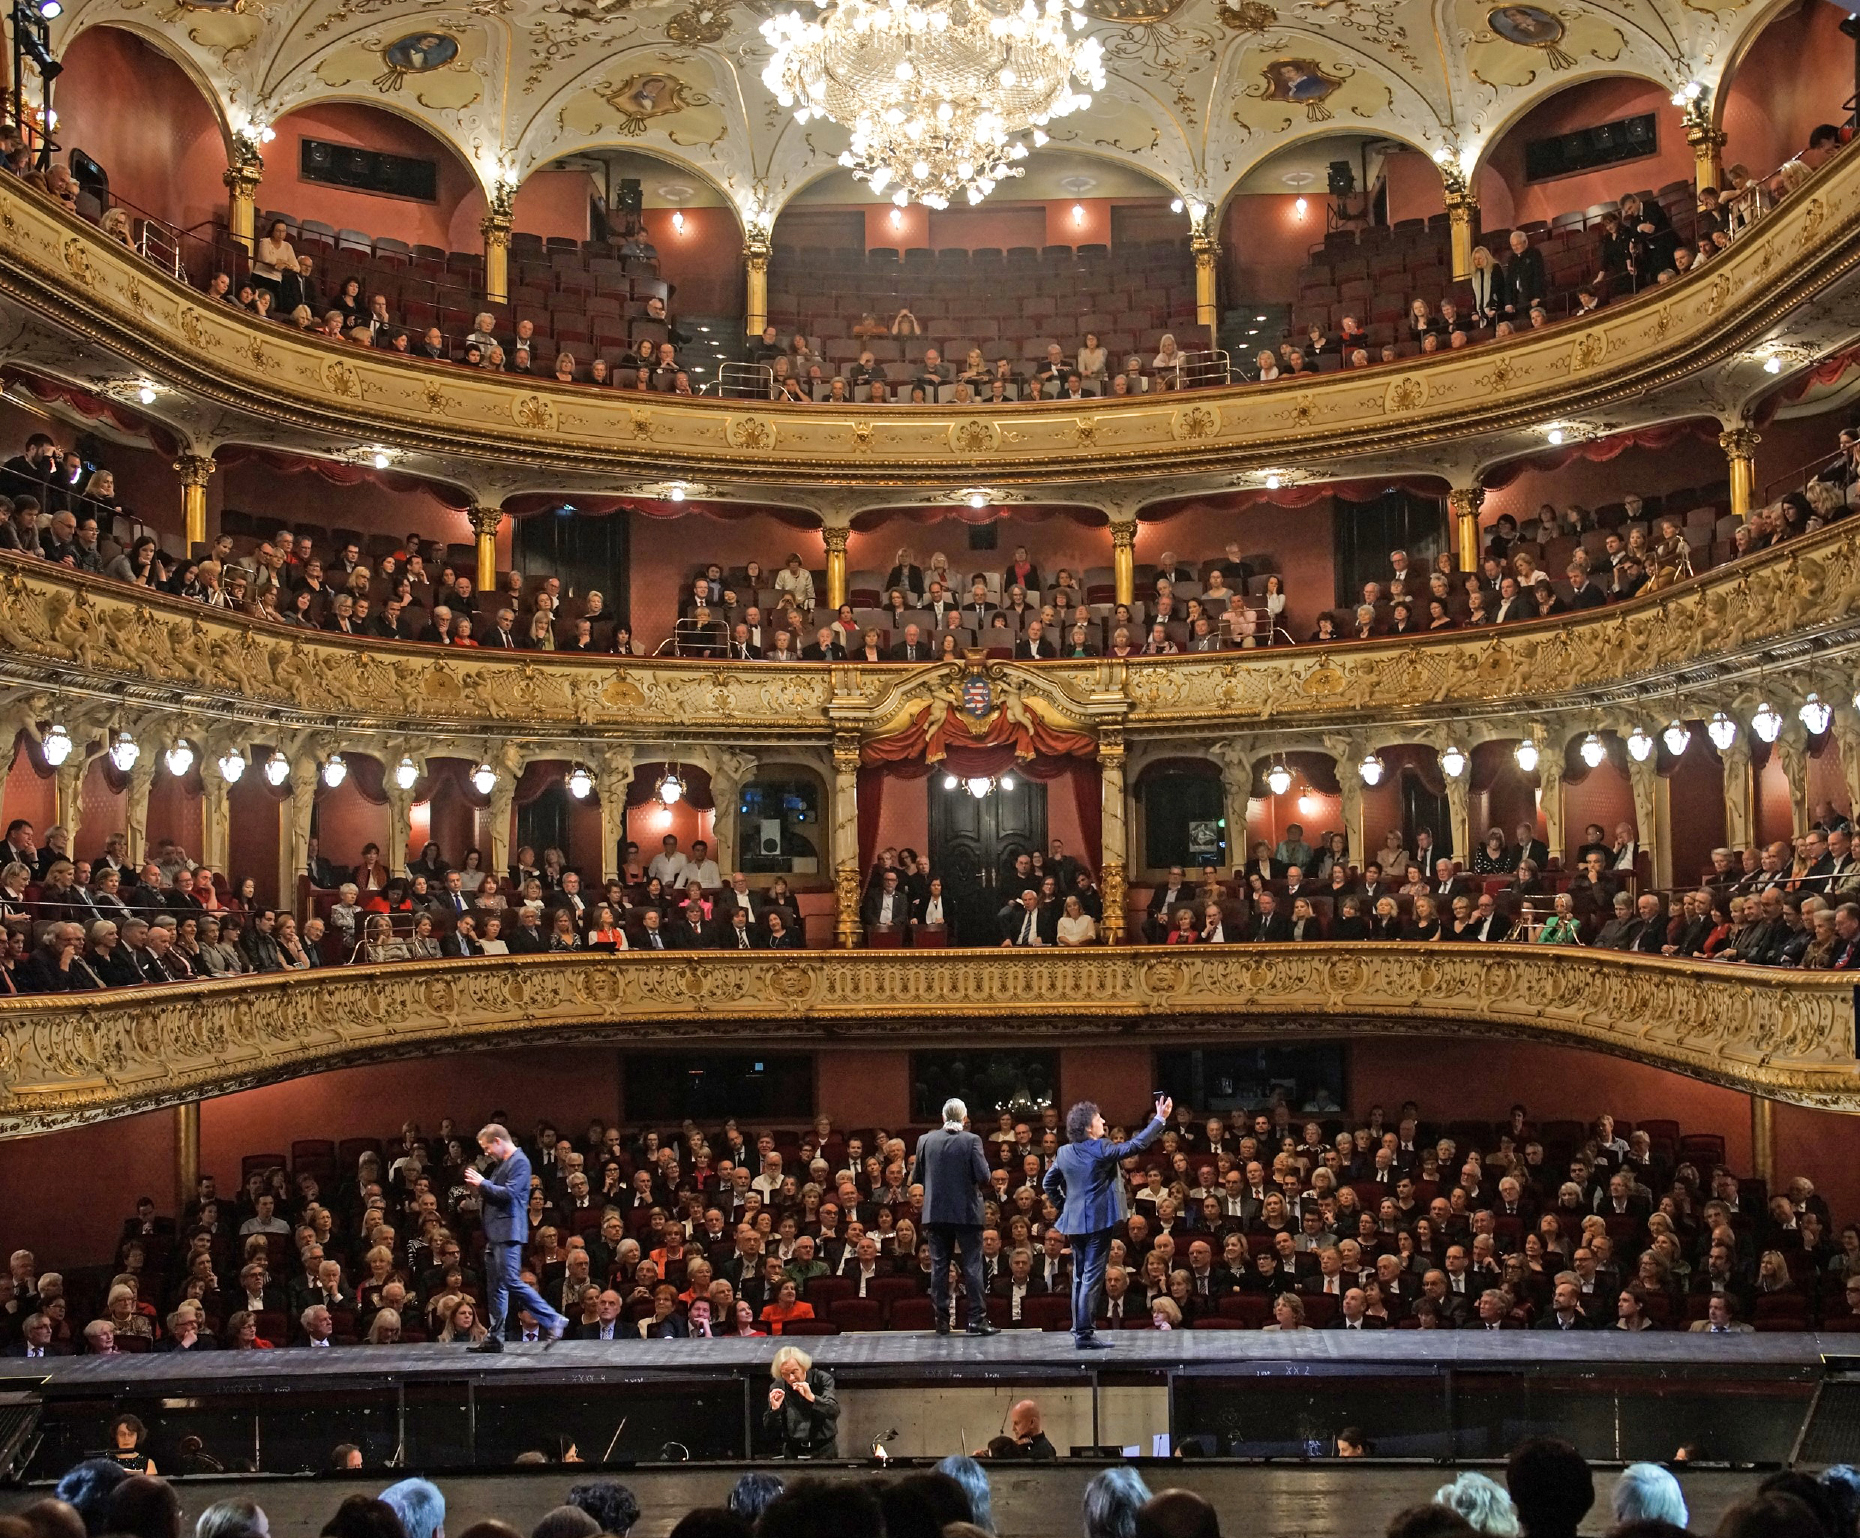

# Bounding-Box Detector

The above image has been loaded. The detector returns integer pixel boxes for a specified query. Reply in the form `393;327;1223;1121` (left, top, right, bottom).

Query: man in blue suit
464;1121;567;1351
1043;1095;1170;1349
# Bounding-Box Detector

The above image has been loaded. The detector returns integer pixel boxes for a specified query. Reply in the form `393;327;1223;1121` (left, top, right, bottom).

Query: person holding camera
1044;1093;1171;1349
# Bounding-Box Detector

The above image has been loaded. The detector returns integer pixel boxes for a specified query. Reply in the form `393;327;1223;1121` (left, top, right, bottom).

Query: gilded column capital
821;526;851;556
1098;725;1125;766
1108;520;1138;552
172;454;216;489
468;503;504;540
1446;486;1485;517
831;730;861;777
1719;426;1760;458
223;135;265;191
1190;231;1221;263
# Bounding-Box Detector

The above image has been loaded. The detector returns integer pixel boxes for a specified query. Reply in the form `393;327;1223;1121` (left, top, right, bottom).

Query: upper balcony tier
4;143;1860;498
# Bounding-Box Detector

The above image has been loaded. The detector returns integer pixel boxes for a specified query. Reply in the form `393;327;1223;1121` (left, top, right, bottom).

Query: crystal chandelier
762;0;1103;209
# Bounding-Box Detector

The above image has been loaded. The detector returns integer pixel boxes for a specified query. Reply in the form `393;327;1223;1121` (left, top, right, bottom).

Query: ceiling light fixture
1545;427;1565;446
40;723;70;766
763;0;1102;208
263;749;291;787
1625;727;1655;762
1358;752;1385;786
472;762;499;796
1706;711;1738;751
1293;196;1307;218
1663;719;1692;757
136;382;156;405
1751;700;1784;743
1170;197;1184;214
217;748;246;784
395;755;419;790
567;765;594;799
672;210;686;233
1071;203;1084;225
1514;738;1540;774
1764;355;1783;374
1266;762;1292;797
371;452;390;470
1439;744;1468;779
164;740;195;778
108;731;139;772
1800;692;1833;734
1579;732;1606;769
656;764;685;805
321;754;347;789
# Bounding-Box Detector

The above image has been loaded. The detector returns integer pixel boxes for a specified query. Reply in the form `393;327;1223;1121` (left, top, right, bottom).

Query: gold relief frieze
0;148;1848;480
0;945;1853;1133
0;518;1853;737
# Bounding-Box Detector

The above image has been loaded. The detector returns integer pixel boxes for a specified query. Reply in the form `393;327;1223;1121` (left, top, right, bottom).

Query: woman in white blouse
252;220;298;307
1055;895;1097;946
775;553;816;615
1075;332;1108;381
915;877;948;929
1153;334;1185;373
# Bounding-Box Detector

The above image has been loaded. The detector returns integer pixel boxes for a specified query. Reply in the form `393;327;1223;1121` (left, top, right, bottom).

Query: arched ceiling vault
54;0;1782;222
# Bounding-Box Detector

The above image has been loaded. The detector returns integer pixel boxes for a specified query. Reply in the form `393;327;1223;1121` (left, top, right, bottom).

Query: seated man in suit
890;624;932;663
1433;858;1470;903
1146;867;1192;941
1014;619;1056;660
1511;821;1549;871
1244;891;1292;942
999;889;1048;947
863;870;910;933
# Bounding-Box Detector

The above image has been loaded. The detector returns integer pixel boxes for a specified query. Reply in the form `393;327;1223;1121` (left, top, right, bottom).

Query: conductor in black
909;1096;1002;1336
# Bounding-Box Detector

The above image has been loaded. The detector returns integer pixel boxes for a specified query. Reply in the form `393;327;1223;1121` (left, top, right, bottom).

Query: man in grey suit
464;1121;567;1351
908;1098;1000;1337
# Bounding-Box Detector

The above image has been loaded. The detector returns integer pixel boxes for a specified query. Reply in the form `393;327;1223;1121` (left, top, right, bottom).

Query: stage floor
2;1327;1834;1389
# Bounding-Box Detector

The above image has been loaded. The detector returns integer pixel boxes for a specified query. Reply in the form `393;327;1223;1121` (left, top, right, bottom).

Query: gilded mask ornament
664;3;731;42
1215;0;1278;28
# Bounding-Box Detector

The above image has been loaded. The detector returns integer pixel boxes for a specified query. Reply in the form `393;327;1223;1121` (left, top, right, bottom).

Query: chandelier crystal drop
164;741;195;778
567;765;594;800
395;755;419;791
472;762;499;796
217;749;247;784
321;754;348;789
263;750;292;787
108;731;139;773
1800;692;1833;735
762;0;1104;209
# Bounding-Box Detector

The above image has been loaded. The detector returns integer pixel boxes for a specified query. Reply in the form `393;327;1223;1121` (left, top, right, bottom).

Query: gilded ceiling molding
0;945;1852;1133
0;518;1855;743
0;148;1857;485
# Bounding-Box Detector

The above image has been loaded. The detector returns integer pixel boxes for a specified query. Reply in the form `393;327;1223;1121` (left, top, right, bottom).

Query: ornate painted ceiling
56;0;1788;232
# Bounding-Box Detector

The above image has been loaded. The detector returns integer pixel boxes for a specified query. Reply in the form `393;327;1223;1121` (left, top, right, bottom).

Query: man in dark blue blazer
908;1098;1000;1337
1044;1095;1170;1349
465;1122;567;1350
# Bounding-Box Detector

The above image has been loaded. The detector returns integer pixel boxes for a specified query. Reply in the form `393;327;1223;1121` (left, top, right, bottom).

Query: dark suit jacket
1013;638;1056;660
479;1148;534;1244
1246;912;1292;942
909;1125;993;1227
863;887;912;929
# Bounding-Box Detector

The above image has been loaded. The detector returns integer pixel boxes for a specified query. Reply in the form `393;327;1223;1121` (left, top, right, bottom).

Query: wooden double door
928;775;1048;944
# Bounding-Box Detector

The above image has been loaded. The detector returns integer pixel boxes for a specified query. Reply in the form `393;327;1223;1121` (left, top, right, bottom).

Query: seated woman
587;904;628;950
1309;615;1337;642
1330;895;1369;941
554;351;578;384
890;308;921;336
1406;298;1439;344
1403;894;1442;941
1533;892;1583;944
1255;350;1281;383
1165;906;1200;944
1076;332;1108;381
1471;827;1511;874
363;913;410;963
1055;895;1097;946
959;347;990;384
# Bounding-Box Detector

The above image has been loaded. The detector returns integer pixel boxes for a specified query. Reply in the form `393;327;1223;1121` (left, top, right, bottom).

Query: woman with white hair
763;1344;840;1458
1434;1470;1520;1535
1612;1463;1688;1529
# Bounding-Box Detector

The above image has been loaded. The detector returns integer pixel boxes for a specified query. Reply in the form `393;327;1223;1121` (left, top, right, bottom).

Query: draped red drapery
858;752;1100;875
1480;420;1721;489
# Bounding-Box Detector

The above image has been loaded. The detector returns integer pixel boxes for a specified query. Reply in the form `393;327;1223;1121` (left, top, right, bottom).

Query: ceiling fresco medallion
377;31;459;90
597;72;702;134
1487;5;1577;68
1258;58;1344;119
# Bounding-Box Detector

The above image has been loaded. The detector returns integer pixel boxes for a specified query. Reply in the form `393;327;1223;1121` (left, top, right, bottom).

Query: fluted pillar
223;137;263;254
744;234;771;340
823;526;850;612
1111;519;1138;607
832;732;862;950
1721;427;1759;521
1445;187;1479;283
174;454;214;555
597;749;636;884
1191;231;1220;343
470;504;503;595
1099;729;1127;943
1721;737;1753;851
1449;486;1485;572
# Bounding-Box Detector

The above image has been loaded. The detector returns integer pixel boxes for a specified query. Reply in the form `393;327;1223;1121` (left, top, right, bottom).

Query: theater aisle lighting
1751;700;1784;743
39;722;70;766
1439;744;1467;779
1801;692;1833;734
395;755;419;790
763;0;1103;209
321;754;347;789
1358;752;1385;786
216;748;246;784
567;765;594;799
263;750;292;787
1578;732;1606;769
163;740;195;777
1513;737;1539;773
471;761;499;796
1706;712;1738;751
1662;718;1692;757
1625;727;1655;762
108;731;139;772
